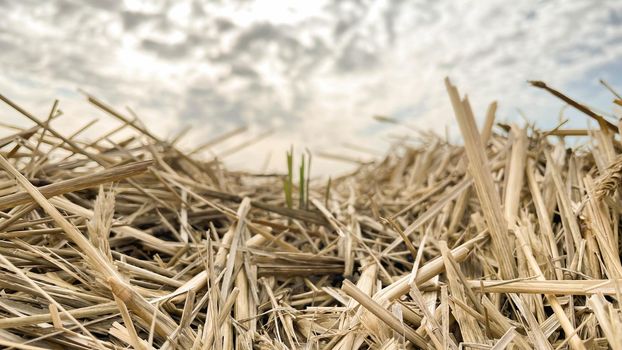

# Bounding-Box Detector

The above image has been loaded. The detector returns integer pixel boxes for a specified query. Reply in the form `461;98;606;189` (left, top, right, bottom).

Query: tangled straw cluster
0;79;621;349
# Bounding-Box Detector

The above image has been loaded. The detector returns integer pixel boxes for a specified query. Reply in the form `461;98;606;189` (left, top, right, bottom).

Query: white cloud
0;0;621;175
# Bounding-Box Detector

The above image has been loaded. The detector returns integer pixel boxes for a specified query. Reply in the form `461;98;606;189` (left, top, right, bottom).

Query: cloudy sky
1;0;621;175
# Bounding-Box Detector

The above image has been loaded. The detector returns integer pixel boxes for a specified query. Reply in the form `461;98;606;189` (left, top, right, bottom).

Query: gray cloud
141;39;194;59
121;10;161;30
0;0;622;174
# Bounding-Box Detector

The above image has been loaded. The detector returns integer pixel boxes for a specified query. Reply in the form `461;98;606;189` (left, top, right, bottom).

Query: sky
1;0;622;175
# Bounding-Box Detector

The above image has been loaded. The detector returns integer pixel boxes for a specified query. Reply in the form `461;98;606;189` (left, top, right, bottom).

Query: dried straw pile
0;78;621;350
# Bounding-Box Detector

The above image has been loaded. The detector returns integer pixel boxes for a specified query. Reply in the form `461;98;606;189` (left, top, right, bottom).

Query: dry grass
0;79;620;349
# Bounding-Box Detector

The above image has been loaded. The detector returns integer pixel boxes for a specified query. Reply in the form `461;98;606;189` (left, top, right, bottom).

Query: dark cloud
229;64;258;79
181;85;249;126
215;17;235;32
609;9;622;24
54;0;82;16
48;54;98;83
81;0;119;11
335;37;380;72
232;23;288;51
141;38;193;60
121;10;161;30
525;9;537;20
0;36;16;54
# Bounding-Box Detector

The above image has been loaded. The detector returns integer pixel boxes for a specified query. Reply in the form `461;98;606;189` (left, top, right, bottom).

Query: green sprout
299;154;305;209
283;147;312;210
284;146;293;209
324;177;331;207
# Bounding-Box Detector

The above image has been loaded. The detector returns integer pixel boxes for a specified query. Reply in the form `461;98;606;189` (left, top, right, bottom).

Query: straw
0;78;620;349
